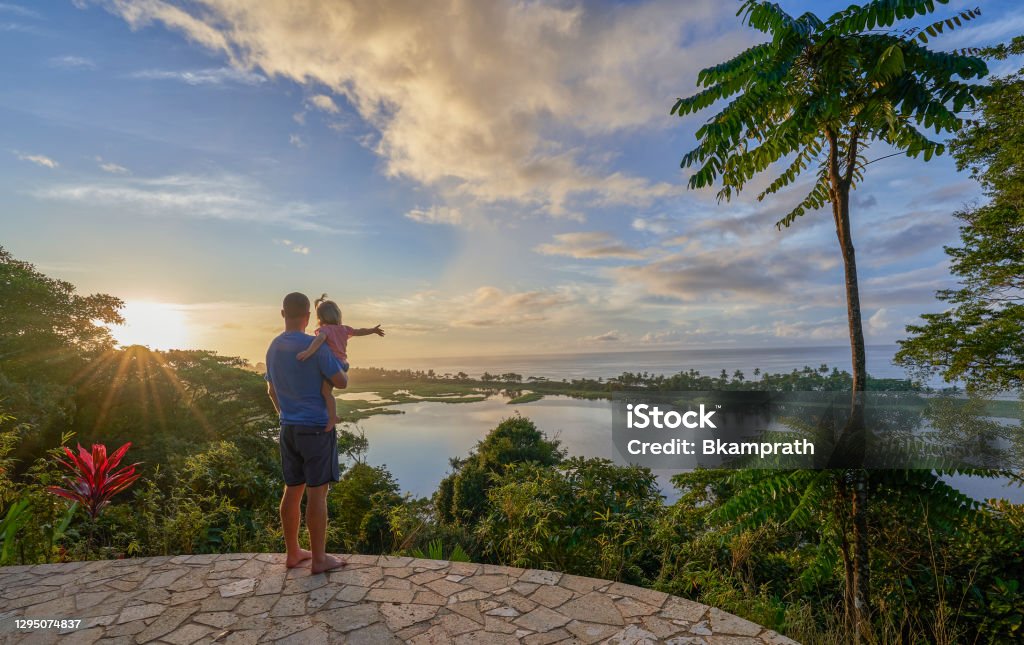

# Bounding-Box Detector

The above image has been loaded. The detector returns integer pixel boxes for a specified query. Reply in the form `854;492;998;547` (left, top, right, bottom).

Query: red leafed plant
47;443;141;519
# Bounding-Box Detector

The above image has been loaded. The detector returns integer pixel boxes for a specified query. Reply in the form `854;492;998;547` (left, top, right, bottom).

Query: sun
109;301;191;351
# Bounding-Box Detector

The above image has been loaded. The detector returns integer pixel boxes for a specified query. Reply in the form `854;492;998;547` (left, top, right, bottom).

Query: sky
1;0;1022;366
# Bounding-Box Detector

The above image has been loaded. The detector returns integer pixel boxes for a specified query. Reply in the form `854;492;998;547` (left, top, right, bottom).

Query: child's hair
314;293;342;326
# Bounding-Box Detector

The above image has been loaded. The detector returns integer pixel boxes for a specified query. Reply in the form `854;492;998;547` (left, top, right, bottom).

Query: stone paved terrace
0;554;799;644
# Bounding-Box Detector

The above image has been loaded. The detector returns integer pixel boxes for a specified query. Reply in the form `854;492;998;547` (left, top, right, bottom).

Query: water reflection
337;391;391;403
349;394;1023;505
352;395;621;497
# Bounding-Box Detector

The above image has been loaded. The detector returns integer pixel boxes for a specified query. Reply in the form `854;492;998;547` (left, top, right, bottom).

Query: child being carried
297;294;385;430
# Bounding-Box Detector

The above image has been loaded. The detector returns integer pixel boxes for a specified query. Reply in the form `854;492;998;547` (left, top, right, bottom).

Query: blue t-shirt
265;330;345;426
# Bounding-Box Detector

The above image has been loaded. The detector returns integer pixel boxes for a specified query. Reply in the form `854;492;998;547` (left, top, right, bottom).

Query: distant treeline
345;365;921;393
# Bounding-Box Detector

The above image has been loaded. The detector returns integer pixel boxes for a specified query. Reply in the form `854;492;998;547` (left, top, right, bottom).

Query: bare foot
285;548;312;568
311;554;346;574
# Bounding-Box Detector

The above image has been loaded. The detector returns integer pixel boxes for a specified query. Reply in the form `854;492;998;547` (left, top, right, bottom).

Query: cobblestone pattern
0;554;800;644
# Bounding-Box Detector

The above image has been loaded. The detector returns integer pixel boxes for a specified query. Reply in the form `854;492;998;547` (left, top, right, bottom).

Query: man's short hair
282;292;310;319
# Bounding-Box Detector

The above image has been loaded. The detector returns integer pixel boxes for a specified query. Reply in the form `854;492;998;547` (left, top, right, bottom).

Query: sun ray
4;344;79;367
68;349;121;389
91;348;136;435
149;350;214;437
139;353;169;434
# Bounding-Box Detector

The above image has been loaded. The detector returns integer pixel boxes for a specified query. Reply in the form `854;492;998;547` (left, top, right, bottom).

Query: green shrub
436;415;563;526
477;457;662;584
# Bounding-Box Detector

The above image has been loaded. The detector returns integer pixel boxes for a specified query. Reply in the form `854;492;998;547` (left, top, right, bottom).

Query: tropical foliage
435;415;564;526
477;457;662;584
897;36;1024;393
47;443;140;519
671;0;993;634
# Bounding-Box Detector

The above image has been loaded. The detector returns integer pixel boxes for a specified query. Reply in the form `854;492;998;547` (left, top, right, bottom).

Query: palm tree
671;0;987;637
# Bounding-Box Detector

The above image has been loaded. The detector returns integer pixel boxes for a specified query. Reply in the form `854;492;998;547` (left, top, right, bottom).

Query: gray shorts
279;424;341;488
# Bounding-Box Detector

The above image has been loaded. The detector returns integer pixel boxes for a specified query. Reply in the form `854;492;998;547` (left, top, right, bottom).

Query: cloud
275;239;310;255
862;219;957;266
405;206;463;226
860;263;951;307
0;3;40;19
660;235;690;248
632;214;678;235
129;67;267;86
773;318;846;341
309;94;339;113
535;231;645;260
48;55;96;70
288;134;307;149
641;329;687;344
906;179;978;208
34;173;349;233
614;250;779;302
92;0;741;216
0;21;43;34
356;285;577;331
14;151;58;168
582;329;620;342
851;193;877;209
96;157;130;174
930;11;1024;50
867;308;890;335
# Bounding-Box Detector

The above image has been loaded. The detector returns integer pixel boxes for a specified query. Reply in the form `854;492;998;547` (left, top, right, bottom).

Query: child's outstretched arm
350;324;385;337
297;333;328;361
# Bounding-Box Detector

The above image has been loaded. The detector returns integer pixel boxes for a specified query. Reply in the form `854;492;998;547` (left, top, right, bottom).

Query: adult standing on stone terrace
265;292;349;574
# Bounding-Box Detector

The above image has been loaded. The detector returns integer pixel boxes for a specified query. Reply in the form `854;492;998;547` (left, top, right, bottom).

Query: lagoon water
354;395;617;498
349;346;1023;504
353;393;1024;505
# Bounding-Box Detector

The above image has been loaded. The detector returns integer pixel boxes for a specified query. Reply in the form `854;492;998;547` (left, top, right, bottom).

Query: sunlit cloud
14;151;58;168
353;285;580;332
632;214;679;235
535;231;646;260
867;308;891;335
773;318;846;341
91;0;742;217
274;239;311;255
96;156;130;174
308;94;339;113
613;250;781;303
641;329;687;344
581;329;621;343
452;286;576;327
405;206;462;226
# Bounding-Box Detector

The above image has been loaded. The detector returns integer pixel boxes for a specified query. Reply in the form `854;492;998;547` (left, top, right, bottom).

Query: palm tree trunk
836;476;856;631
827;131;871;640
